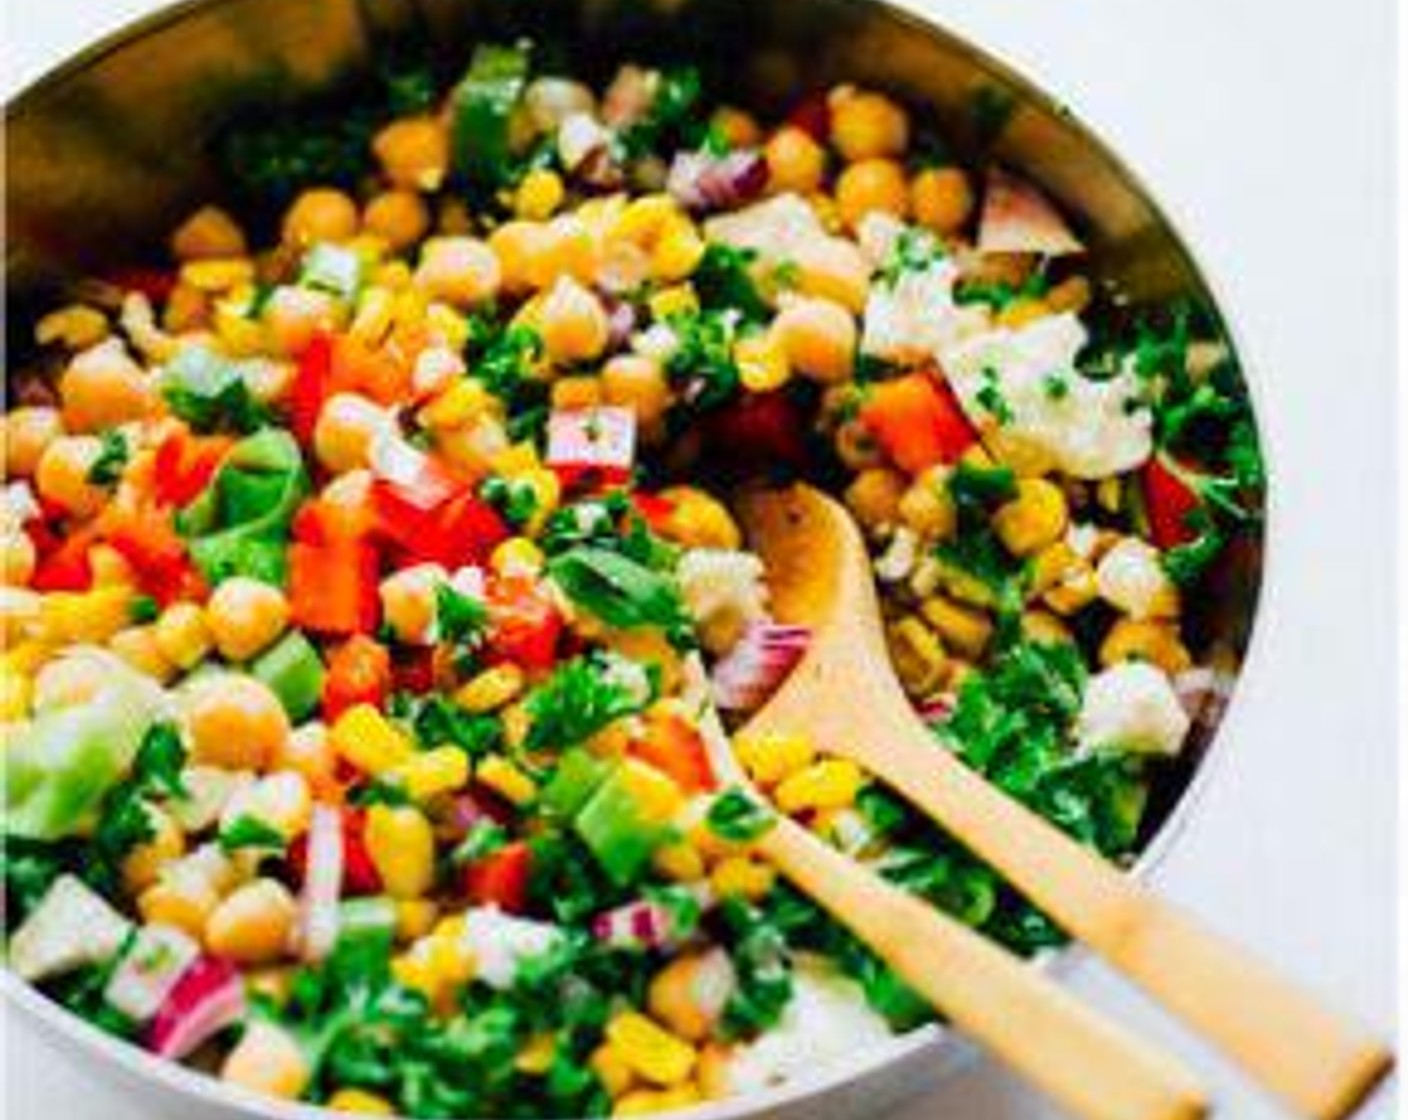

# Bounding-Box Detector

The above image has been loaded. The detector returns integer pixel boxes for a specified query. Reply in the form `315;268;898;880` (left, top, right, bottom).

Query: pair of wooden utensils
714;484;1392;1120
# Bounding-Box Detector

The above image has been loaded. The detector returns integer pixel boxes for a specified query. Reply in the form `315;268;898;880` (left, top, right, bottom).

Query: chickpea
32;648;117;711
263;285;340;356
414;237;502;308
170;205;248;261
362;190;431;253
487;220;543;294
372;116;449;192
379;562;448;646
910;166;975;236
34;435;107;518
122;804;186;893
835;158;910;230
522;215;597;290
539;275;610;364
314;392;391;474
186;673;291;770
601;354;671;428
205;878;298;964
59;339;157;433
793;236;871;313
206;577;289;661
3;407;64;478
2;530;36;587
829;88;910;162
764;125;827;195
769;297;857;384
281;188;359;247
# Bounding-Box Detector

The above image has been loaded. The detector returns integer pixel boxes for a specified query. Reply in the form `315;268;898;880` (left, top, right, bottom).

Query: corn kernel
709;856;776;901
606;1012;697;1088
476;754;538;806
618;759;685;823
400;746;471;801
350;287;396;346
181;258;256;293
655;487;741;550
0;669;33;721
887;616;948;695
590;1043;637;1097
420;379;493;431
775;758;865;814
919;595;992;660
395;899;440;942
221;1020;309;1100
365;804;436;898
995;297;1051;329
456;664;526;713
491;537;545;578
647;284;699;321
1099;619;1192;674
491;441;542;478
41;587;133;645
426;301;473;352
109;625;176;682
993;479;1069;557
733;730;816;786
154;602;213;670
651;222;706;283
614;195;681;244
516;169;566;221
550;375;604;411
652;841;706;883
614;1086;703;1116
516;1033;558;1075
331;703;414;775
734;333;792;392
327;1088;395;1114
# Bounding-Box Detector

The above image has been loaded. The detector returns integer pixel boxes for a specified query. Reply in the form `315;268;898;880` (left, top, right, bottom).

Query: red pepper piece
322;635;392;721
463;841;532;913
287;808;382;896
859;370;978;474
631;713;716;794
31;527;97;592
1143;453;1202;549
288;539;380;636
153;430;231;508
288;331;336;444
486;574;563;673
700;390;810;474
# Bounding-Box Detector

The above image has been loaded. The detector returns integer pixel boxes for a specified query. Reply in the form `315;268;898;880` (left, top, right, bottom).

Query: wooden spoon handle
875;721;1393;1119
757;815;1208;1120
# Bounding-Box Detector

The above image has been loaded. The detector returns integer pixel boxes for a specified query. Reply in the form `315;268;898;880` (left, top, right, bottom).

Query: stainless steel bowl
4;1;1264;1117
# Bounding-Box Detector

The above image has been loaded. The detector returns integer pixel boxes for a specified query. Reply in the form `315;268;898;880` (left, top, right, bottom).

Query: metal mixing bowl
4;0;1264;1117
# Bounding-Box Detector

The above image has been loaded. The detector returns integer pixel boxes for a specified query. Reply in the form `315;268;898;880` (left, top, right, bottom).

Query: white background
1;0;1398;1118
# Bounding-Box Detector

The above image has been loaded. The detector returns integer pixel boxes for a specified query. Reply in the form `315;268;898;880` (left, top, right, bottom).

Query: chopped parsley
86;430;129;485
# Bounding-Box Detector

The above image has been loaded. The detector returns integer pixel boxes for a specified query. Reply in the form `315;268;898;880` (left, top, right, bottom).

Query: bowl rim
2;0;1270;1116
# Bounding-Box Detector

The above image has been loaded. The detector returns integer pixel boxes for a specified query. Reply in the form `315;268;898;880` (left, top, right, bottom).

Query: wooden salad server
734;483;1392;1120
690;671;1208;1120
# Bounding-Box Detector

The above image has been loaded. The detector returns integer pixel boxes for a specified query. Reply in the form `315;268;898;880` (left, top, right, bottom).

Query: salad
1;44;1263;1119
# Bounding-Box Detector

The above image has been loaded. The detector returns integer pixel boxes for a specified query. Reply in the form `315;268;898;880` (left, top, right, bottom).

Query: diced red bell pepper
1143;453;1202;549
288;539;380;636
630;491;677;534
107;267;176;304
700;390;809;474
860;371;978;474
102;507;205;605
154;430;232;508
288;808;382;896
31;527;96;592
391;646;438;695
487;574;563;673
372;455;508;569
289;331;336;444
463;841;532;913
322;635;392;721
631;713;716;794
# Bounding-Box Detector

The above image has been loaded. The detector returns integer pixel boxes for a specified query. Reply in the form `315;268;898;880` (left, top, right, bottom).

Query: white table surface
2;0;1398;1117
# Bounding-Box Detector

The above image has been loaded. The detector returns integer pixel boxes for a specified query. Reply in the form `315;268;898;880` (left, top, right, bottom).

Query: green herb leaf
450;42;532;193
705;787;776;843
162;345;272;434
86;430;129;485
547;546;690;640
219;814;287;852
436;583;491;646
524;654;654;752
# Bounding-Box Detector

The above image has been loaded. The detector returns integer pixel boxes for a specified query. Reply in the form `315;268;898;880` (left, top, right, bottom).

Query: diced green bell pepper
250;631;325;721
336;897;398;953
541;748;612;820
573;766;671;887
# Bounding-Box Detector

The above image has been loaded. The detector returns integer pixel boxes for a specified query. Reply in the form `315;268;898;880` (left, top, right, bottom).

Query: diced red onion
546;407;637;472
915;696;956;727
1173;667;1234;729
668;150;769;214
298;805;344;963
604;299;638;350
592;885;713;951
146;956;245;1060
711;622;812;712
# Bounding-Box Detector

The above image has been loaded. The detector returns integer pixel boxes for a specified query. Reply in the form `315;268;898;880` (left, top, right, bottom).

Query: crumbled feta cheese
460;907;563;990
860;256;985;366
1076;661;1191;756
676;549;769;634
726;962;894;1093
704;194;827;270
9;875;133;983
1095;538;1177;620
939;312;1153;479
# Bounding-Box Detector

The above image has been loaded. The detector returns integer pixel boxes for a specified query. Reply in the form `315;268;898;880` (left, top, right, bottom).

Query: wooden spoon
735;483;1392;1120
689;667;1207;1120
